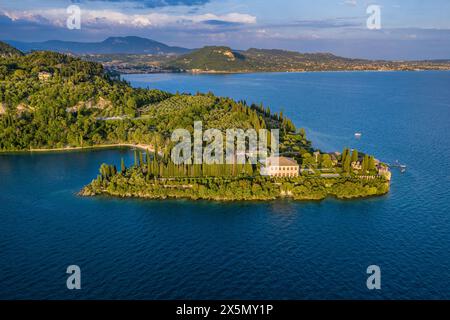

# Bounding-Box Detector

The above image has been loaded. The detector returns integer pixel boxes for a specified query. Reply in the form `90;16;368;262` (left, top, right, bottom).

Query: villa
38;71;52;81
262;156;300;177
351;161;362;170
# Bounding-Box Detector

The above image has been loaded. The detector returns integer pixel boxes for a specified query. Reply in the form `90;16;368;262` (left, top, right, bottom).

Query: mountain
0;41;23;57
5;36;190;55
165;46;450;72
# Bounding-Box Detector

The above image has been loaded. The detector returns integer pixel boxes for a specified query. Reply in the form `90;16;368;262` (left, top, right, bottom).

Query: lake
1;71;449;299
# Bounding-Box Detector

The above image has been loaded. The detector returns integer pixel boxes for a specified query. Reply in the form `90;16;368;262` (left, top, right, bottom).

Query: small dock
388;160;407;173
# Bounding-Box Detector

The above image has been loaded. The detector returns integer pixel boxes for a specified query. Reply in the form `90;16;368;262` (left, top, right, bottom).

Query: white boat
354;132;362;138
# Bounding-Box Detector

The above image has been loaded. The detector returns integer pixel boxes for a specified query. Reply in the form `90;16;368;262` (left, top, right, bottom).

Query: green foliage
166;46;250;72
0;51;171;150
321;154;333;168
99;163;117;181
0;41;23;58
351;149;358;163
0;47;310;155
368;156;376;171
362;154;369;173
82;163;390;201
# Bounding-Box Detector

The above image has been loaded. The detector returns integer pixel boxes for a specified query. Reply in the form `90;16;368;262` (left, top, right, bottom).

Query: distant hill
5;36;190;55
164;46;367;72
165;46;250;71
165;46;450;72
163;46;353;72
0;41;23;57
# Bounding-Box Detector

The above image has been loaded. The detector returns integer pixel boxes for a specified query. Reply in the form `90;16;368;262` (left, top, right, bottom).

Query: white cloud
343;0;357;6
1;8;256;28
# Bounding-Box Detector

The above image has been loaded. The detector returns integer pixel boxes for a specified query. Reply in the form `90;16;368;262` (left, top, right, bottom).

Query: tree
321;154;333;168
299;128;306;137
343;155;351;173
368;156;376;171
302;153;315;168
351;149;358;163
125;97;137;117
139;151;144;167
121;158;126;173
361;154;369;173
147;158;152;176
99;163;116;180
341;148;350;164
244;161;254;176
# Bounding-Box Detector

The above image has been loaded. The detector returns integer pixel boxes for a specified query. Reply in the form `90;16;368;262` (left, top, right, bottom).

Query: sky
1;0;450;59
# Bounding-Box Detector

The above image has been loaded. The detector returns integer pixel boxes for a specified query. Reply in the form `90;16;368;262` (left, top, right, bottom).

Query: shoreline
119;69;450;76
0;143;156;154
80;174;390;201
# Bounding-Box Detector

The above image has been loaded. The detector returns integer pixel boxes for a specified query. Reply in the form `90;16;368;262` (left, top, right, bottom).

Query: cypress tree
245;161;253;176
343;156;351;173
342;148;350;164
139;151;144;167
368;156;376;171
351;149;358;163
362;154;369;173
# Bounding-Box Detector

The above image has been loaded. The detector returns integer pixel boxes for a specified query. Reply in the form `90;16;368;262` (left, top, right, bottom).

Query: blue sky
1;0;450;59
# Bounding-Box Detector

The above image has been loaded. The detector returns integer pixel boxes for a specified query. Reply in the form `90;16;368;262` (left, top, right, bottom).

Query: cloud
1;9;256;29
343;0;357;6
202;20;242;26
290;18;360;29
71;0;211;9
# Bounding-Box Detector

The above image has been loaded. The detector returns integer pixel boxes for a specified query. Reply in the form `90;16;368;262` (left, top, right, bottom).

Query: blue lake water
1;71;450;299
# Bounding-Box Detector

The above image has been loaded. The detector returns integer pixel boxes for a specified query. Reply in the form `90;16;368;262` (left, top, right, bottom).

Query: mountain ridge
2;39;450;73
4;36;190;55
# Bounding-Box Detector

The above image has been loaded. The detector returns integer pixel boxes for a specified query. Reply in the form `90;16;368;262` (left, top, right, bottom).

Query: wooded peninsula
0;41;391;201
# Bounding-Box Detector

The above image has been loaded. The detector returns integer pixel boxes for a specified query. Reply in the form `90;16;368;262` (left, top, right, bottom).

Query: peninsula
0;41;391;201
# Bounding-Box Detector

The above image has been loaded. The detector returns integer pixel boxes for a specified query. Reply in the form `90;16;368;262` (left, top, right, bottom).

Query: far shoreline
0;143;157;155
119;69;450;76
